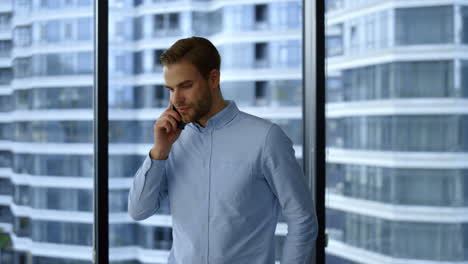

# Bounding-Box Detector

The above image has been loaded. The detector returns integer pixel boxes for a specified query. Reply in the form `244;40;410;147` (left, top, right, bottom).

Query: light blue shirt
128;100;317;264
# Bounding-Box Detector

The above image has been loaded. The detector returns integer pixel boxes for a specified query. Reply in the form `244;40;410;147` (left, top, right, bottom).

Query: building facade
325;0;468;263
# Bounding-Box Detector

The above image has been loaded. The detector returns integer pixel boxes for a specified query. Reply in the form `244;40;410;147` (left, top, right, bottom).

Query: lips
177;106;190;113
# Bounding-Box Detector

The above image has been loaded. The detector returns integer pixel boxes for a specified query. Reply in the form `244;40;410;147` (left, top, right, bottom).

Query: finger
165;110;181;122
163;122;171;134
157;117;172;133
165;115;178;132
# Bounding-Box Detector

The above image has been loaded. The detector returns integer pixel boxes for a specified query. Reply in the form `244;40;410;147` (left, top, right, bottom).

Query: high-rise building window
15;0;31;10
64;21;73;40
327;115;466;152
132;51;143;74
255;81;267;106
153;49;163;71
77;51;93;74
153;85;167;108
255;42;268;68
44;20;60;43
0;40;11;57
14;26;31;47
349;24;358;52
77;0;91;7
255;4;267;22
0;13;11;32
77;17;92;41
154;14;164;30
340;61;455;100
463;7;468;44
396;6;454;45
13;57;32;78
40;0;60;9
133;16;143;40
326;24;343;57
0;68;12;84
168;13;179;29
153;12;180;36
462;60;468;97
255;4;268;30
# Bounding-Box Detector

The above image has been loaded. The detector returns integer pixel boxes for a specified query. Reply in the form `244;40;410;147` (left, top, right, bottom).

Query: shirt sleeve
261;124;318;264
128;149;169;221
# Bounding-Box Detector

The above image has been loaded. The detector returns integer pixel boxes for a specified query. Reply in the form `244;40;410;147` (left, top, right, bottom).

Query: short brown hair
159;36;221;80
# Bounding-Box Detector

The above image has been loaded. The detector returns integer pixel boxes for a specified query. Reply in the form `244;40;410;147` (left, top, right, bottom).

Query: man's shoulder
236;110;275;132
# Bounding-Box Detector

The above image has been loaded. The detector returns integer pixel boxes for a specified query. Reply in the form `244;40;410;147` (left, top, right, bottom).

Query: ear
208;69;220;90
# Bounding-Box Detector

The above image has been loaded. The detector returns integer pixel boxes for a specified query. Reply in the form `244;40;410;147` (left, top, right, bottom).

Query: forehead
163;61;201;86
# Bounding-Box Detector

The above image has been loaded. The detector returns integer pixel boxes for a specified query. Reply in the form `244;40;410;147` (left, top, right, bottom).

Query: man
128;36;317;264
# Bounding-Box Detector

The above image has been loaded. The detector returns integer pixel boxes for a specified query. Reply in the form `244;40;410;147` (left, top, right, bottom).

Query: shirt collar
189;100;239;132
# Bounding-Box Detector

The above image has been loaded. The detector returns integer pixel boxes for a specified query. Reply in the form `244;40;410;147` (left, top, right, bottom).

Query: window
154;14;164;30
255;42;268;68
77;0;91;7
132;51;142;74
153;85;167;108
77;17;92;41
462;60;468;97
108;1;305;263
365;14;375;49
77;52;93;74
325;2;468;263
41;0;60;9
255;81;267;106
64;22;73;40
0;14;11;31
0;40;11;57
396;6;454;45
326;24;343;57
13;57;32;78
340;61;455;100
14;26;31;47
153;13;180;36
168;13;179;29
349;24;358;52
255;4;268;29
45;20;61;43
133;16;143;40
153;49;163;71
463;7;468;44
15;0;31;11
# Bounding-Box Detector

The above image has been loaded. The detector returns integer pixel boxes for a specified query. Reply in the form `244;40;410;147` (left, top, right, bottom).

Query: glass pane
0;0;95;263
112;0;307;263
325;1;468;263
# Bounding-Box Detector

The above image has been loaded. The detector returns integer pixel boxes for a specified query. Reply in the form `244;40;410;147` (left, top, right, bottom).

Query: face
163;60;216;124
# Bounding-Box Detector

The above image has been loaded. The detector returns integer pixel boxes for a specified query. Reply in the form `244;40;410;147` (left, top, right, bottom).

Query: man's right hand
151;102;183;160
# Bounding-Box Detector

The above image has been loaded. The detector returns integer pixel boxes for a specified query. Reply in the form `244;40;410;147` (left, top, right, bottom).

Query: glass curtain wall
0;0;95;263
108;0;304;263
325;1;468;263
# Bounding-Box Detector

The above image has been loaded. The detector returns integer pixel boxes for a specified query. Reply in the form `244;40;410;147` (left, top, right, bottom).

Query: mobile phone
172;104;186;129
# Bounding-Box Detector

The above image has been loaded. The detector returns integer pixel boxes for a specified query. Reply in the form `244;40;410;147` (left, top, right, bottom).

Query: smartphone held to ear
172;104;186;129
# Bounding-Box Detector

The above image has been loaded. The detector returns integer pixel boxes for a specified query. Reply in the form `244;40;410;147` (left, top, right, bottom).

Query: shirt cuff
145;149;166;170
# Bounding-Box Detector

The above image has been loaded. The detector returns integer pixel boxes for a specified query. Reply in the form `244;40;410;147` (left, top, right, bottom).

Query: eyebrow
165;80;193;89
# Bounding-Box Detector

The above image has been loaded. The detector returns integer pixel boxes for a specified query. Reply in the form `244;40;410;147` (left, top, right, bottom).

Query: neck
197;99;228;128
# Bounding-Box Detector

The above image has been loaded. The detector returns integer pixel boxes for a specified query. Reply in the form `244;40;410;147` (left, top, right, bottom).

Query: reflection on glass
109;0;303;263
0;0;95;263
325;1;468;263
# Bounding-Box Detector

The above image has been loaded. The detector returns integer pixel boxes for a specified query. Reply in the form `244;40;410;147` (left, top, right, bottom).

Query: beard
181;85;212;124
